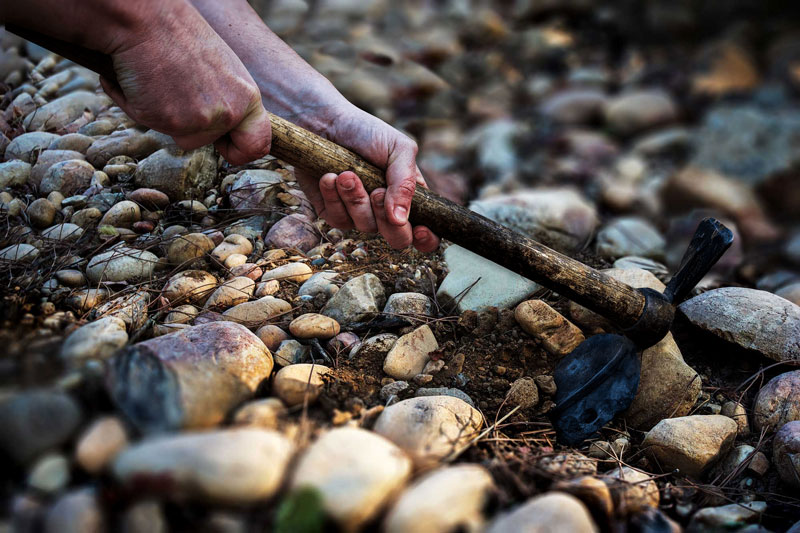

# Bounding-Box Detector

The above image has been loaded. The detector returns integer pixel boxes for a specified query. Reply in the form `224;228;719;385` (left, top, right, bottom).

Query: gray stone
0;160;31;188
596;217;666;260
322;273;386;324
31;149;85;186
416;387;474;406
44;488;104;533
539;88;607;125
4;132;59;163
688;502;767;532
298;271;339;299
40;159;95;196
134;145;217;201
228;169;283;211
383;292;434;317
0;243;39;263
86;128;174;168
774;421;800;489
61;316;128;364
41;223;83;242
753;370;800;432
23;91;110;132
86;247;158;283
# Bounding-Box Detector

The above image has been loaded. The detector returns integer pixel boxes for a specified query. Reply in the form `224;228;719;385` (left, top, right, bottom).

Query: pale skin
1;0;439;251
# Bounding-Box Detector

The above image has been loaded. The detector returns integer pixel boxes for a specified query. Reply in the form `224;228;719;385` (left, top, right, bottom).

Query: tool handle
10;25;654;332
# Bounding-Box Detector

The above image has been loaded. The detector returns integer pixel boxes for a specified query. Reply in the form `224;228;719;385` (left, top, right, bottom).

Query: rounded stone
39;159;95;196
486;492;596;533
506;377;539;409
262;262;313;283
99;200;141;228
41;223;83;242
75;416;128;474
86;247;158;283
204;276;255;310
26;198;57;228
167;232;215;265
289;313;341;339
255;325;290;351
272;364;331;406
753;370;800;432
162;270;218;305
773;421;800;489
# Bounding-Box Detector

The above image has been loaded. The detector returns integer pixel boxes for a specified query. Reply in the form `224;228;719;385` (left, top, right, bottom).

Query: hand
295;106;440;252
100;1;271;165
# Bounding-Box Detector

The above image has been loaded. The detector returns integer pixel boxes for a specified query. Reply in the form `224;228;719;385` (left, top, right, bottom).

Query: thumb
215;102;272;165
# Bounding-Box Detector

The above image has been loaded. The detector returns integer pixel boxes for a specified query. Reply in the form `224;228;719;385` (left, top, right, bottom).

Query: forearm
190;0;352;136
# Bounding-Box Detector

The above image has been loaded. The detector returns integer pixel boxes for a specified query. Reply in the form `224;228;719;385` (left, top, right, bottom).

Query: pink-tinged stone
266;214;319;253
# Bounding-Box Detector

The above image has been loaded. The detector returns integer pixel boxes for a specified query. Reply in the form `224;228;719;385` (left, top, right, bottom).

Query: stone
99;200;141;228
777;282;800;306
39;159;95;196
470;188;598;253
595;217;666;260
604;89;677;135
224;253;247;269
28;453;70;494
383;325;439;380
222;296;292;326
350;333;397;360
41;223;83;242
642;415;738;477
134;145;216;201
60;316;128;364
204;276;255;310
552;476;613;522
774;421;800;489
689;502;767;531
506;377;539;409
678;287;800;361
715;444;770;479
328;331;360;354
166;232;215;265
273;339;309;367
56;269;86;287
86;246;158;283
272;364;331;406
486;492;596;533
539;88;607;124
107;322;273;432
0;390;82;464
228;169;283;210
265;213;319;252
112;428;294;504
383;292;434;316
382;380;410;400
75;416;129;474
229;263;263;280
298;271;339;299
604;466;660;516
31;150;85;186
436;245;539;313
721;401;750;436
27;198;57;228
255;325;290;351
85;128;170;167
384;464;495;533
71;207;102;228
119;500;167;533
165;305;198;325
48;133;94;153
373;396;483;468
0;160;31;188
0;243;39;263
416;387;474;406
514;300;585;356
289;313;340;339
162;270;218;305
127;188;170;210
23;91;110;131
211;234;253;263
44;488;104;533
290;427;412;531
322;273;386;323
754;370;800;432
95;291;150;331
66;289;109;313
232;398;287;429
4;132;59;163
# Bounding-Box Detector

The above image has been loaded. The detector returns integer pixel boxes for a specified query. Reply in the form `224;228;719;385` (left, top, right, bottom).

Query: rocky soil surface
2;1;800;532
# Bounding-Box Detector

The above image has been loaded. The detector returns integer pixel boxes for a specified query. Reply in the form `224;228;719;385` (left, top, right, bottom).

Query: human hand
295;106;440;252
100;1;271;165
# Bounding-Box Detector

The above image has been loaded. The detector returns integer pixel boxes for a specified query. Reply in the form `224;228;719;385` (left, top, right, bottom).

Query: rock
4;132;59;163
383;325;439;380
642;415;738;477
678;287;800;361
774;421;800;489
204;276;255;309
41;223;83;242
290;427;412;531
56;269;86;287
26;198;57;228
28;453;70;494
222;296;292;326
119;500;167;533
437;245;539;313
328;331;360;354
373;396;483;468
44;488;104;533
514;300;585;356
112;428;294;504
23;91;110;131
127;188;170;210
71;207;102;228
134;145;216;201
0;243;39;263
486;492;597;533
416;387;474;406
93;291;150;331
604;466;660;516
229;263;263;280
255;325;290;351
99;200;141;228
539;88;608;125
604;89;677;135
107;322;273;432
322;273;386;323
0;160;31;187
721;401;750;436
75;416;129;474
60;316;128;364
86;128;173;168
262;262;312;283
162;270;217;305
384;464;495;533
265;213;319;252
0;390;82;464
689;501;767;531
715;444;769;479
272;364;331;406
754;371;800;432
48;133;94;153
298;271;339;300
31;149;85;186
228;169;283;210
383;292;434;316
777;282;800;306
66;289;109;313
382;380;410;400
166;232;215;265
232;398;286;429
506;377;539;409
595;217;666;260
470;188;598;253
39;159;95;196
86;246;157;283
552;476;613;523
211;234;253;263
350;333;397;361
289;313;340;339
165;305;198;325
613;256;669;276
273;339;309;367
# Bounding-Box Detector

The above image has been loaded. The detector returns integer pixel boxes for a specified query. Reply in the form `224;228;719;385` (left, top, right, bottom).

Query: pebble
224;253;247;268
265;213;319;252
486;492;596;533
272;364;331;406
229;262;263;280
552;476;613;522
595;217;666;260
642;415;738;477
604;466;660;516
162;270;218;305
222;296;292;325
383;292;435;316
55;269;86;287
60;316;128;364
289;427;412;531
75;416;129;474
166;232;215;265
381;380;410;400
777;282;800;306
604;89;677;135
753;370;800;432
678;287;800;361
71;207;102;228
0;243;39;263
232;398;286;429
86;128;171;168
322;273;386;323
373;395;483;467
298;271;339;298
26;198;57;228
273;339;309;366
204;276;255;309
165;305;198;325
86;246;157;283
383;464;495;533
262;261;313;283
112;428;294;504
289;313;340;339
39;159;95;196
715;444;769;479
28;454;70;494
99;200;141;228
383;325;439;380
127;188;170;209
506;377;539;409
539;88;607;124
327;331;360;354
133;145;217;201
44;488;104;533
721;400;750;436
5;132;60;163
773;421;800;489
0;160;32;187
255;279;280;297
66;289;109;313
23;91;110;131
228;169;283;210
689;501;767;531
107;322;273;432
48;133;94;153
255;324;290;351
119;500;168;533
211;234;253;263
41;223;83;242
514;299;585;356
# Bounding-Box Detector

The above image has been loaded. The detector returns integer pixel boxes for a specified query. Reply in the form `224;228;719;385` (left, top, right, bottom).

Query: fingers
318;173;354;230
215;102;272;165
336;171;377;233
412;225;440;253
371;188;413;249
384;141;419;226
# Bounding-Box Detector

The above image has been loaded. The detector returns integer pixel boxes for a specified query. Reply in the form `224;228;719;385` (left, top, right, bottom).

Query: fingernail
414;227;427;240
394;205;408;223
339;176;355;190
373;192;385;207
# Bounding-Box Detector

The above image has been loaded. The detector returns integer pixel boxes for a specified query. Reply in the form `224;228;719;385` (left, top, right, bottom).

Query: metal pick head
550;334;640;446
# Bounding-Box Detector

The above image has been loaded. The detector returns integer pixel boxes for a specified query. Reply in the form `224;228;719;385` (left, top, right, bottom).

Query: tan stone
383;325;439;380
289;313;341;339
515;299;584;356
272;364;331;406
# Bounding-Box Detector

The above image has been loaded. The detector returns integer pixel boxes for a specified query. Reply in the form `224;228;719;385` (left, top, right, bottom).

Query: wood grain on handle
269;113;646;328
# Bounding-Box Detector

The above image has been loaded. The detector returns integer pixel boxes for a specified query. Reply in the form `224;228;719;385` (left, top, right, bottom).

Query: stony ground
2;1;800;532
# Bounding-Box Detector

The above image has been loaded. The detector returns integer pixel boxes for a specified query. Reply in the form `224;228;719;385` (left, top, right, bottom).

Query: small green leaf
274;487;326;533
